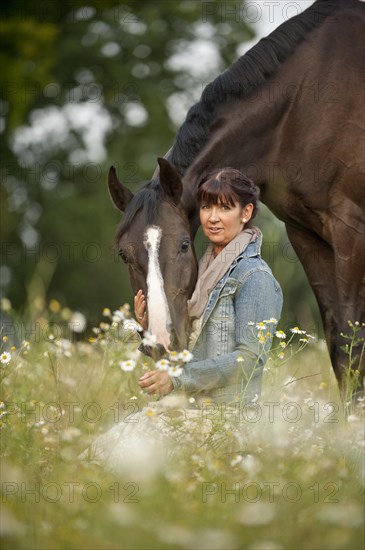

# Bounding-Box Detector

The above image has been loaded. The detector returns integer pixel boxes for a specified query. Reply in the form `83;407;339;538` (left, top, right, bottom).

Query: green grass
0;304;364;550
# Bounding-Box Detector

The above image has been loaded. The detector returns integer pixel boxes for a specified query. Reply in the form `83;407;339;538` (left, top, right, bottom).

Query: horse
108;0;365;395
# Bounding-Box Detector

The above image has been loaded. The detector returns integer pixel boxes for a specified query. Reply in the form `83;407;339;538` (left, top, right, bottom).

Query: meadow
1;299;364;550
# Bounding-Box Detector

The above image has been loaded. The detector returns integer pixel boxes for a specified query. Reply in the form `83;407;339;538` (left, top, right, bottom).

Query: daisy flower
290;326;306;335
168;366;183;377
119;359;136;372
169;351;180;362
275;330;287;339
69;311;87;333
0;352;11;364
256;322;267;330
179;350;193;363
123;319;143;332
112;310;125;323
155;359;170;371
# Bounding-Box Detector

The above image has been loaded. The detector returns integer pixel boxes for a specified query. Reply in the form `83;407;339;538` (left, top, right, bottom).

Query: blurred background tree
0;0;321;335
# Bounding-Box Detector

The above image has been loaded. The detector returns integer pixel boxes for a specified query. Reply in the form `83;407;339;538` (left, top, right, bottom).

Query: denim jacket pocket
213;278;240;334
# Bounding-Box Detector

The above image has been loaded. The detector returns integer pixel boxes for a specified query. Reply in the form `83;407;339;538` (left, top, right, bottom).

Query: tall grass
0;300;364;550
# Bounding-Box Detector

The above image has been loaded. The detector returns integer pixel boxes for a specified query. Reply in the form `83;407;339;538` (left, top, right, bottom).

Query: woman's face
199;198;253;256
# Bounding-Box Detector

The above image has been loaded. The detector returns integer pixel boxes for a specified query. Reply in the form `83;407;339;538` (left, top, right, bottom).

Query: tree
0;0;320;333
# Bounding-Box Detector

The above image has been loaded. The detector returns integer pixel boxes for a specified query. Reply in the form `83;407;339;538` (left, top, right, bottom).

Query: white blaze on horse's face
143;225;172;351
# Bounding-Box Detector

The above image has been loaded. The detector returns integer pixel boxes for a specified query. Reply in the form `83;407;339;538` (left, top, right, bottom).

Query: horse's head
108;157;198;351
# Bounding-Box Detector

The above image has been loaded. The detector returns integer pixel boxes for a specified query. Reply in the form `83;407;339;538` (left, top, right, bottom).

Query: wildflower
248;321;254;326
299;338;309;343
92;327;101;334
145;407;156;417
179;349;193;362
256;322;267;330
123;319;142;332
142;332;157;347
169;351;180;362
231;455;243;467
168;365;183;377
278;352;285;360
2;336;8;343
55;339;72;357
60;307;72;321
10;346;16;351
279;342;287;349
259;336;266;344
155;359;170;371
21;341;30;350
69;311;87;333
99;322;110;331
119;359;136;372
49;299;61;313
0;352;11;365
275;330;286;339
290;326;306;334
1;298;12;312
88;337;97;343
236;355;245;363
103;307;111;317
112;310;124;323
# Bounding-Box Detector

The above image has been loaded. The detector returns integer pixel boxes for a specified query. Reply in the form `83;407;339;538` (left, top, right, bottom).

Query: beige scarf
187;227;261;321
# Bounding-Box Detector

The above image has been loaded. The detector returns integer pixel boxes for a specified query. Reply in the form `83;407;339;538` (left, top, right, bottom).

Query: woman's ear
242;203;254;223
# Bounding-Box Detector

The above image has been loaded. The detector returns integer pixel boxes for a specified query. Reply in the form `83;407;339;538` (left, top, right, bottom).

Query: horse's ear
157;157;183;205
108;166;134;212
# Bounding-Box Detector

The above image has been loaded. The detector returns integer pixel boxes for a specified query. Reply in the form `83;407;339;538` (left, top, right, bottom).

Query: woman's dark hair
197;168;260;222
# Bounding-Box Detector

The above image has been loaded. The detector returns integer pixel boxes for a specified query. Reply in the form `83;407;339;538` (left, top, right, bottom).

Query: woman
82;168;283;471
135;168;283;405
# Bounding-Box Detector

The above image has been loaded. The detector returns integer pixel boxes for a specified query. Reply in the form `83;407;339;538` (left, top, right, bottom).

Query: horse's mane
115;0;348;242
170;0;344;175
115;182;162;244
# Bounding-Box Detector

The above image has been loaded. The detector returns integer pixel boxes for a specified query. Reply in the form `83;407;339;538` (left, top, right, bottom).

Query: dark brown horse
108;0;365;394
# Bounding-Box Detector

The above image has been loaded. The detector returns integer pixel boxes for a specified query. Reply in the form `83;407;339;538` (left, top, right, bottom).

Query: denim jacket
171;234;283;404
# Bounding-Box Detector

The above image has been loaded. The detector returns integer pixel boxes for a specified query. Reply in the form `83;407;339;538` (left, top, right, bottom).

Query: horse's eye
181;239;190;253
119;250;129;264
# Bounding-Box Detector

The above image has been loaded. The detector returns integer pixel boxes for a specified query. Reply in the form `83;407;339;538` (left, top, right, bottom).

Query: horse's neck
179;77;293;221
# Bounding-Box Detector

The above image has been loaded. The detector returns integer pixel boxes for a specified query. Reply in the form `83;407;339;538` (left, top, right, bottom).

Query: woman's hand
138;370;173;396
134;289;148;330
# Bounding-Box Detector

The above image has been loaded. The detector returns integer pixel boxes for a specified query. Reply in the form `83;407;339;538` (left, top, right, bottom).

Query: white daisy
123;319;143;332
169;351;180;362
119;359;136;372
112;310;125;323
156;359;170;371
290;326;306;334
168;365;183;377
178;349;193;362
0;351;11;364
